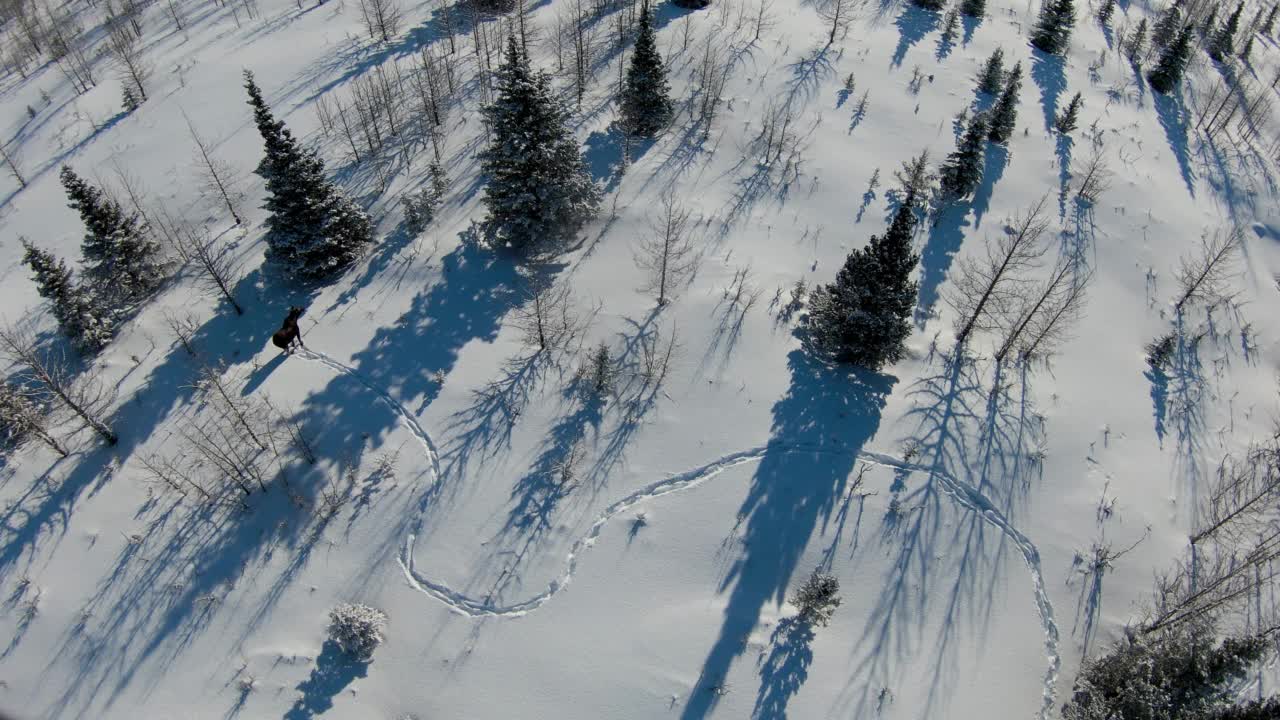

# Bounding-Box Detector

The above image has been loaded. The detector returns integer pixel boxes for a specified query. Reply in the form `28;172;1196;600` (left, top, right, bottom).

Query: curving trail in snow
293;348;1060;716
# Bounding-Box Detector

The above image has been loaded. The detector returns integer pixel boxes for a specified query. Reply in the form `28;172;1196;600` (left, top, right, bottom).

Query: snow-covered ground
2;0;1280;717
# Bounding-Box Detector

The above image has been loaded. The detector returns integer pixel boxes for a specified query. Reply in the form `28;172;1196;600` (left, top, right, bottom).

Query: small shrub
791;568;841;626
327;603;387;660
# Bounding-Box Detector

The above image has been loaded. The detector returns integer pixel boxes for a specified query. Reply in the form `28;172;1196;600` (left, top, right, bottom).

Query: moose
272;306;306;354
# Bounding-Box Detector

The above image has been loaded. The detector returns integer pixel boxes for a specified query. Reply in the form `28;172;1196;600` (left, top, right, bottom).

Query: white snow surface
1;0;1280;718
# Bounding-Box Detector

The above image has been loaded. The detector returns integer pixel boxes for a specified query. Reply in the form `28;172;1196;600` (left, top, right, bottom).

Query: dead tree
106;23;150;102
1191;436;1280;547
511;278;589;354
43;3;96;93
949;196;1052;348
1173;227;1241;314
996;260;1091;362
0;382;67;456
358;0;403;43
185;113;245;224
190;362;273;452
818;0;853;44
1072;146;1113;204
1143;528;1280;635
635;193;697;305
0;140;26;188
176;225;245;315
0;324;117;445
166;0;185;30
694;38;731;129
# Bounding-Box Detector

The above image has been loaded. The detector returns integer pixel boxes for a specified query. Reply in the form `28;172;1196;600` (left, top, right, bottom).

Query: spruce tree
1098;0;1116;24
987;61;1022;143
960;0;986;17
1240;32;1254;59
1055;91;1083;132
1031;0;1076;54
1209;2;1243;60
244;71;372;281
1149;23;1194;93
620;3;672;136
21;239;111;351
977;48;1005;95
807;200;920;369
58;165;164;304
940;111;989;198
1153;4;1183;46
1200;4;1220;38
1126;18;1149;65
1263;3;1278;35
480;37;600;253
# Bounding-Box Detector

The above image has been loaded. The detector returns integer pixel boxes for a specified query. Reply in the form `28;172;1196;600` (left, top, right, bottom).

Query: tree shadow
914;205;971;327
679;348;894;719
843;352;1044;717
969;142;1009;230
891;5;940;69
296;241;519;498
1153;90;1195;197
752;616;815;719
1055;134;1074;219
960;14;980;45
1030;49;1066;133
282;641;369;720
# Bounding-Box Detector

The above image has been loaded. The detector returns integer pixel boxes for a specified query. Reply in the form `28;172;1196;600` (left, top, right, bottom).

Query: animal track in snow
295;348;1060;716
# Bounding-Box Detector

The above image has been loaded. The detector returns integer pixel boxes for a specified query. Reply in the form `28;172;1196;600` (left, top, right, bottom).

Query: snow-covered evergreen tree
1200;4;1220;38
1149;24;1194;93
1209;2;1244;60
1063;620;1276;720
1125;18;1149;65
244;71;372;281
619;3;672;136
59;165;164;304
960;0;985;17
987;61;1022;143
806;199;920;369
21;239;112;351
1153;3;1183;47
1262;3;1278;34
1031;0;1076;54
1097;0;1116;24
1240;32;1254;59
977;48;1005;95
1055;92;1083;133
480;37;600;254
940;111;989;199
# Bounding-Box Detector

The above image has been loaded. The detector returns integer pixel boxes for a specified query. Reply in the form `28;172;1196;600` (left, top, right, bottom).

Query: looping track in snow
295;347;1060;716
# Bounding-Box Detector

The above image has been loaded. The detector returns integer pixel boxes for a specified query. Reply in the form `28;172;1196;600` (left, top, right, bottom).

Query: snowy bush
791;568;841;626
327;603;387;660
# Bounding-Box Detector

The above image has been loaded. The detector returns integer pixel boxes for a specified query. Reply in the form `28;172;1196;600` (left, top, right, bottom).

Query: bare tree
106;23;150;102
184;113;245;224
948;196;1052;348
817;0;853;45
358;0;403;43
176;225;245;315
996;260;1091;363
0;139;26;188
1143;528;1280;635
635;193;698;305
1173;227;1241;313
511;278;589;354
43;2;96;93
749;0;777;43
1191;434;1280;547
1072;145;1113;204
190;361;274;452
0;382;67;456
694;38;731;130
0;324;117;445
166;0;185;30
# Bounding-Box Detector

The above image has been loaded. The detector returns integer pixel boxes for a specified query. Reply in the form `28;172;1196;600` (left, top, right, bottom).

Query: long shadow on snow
1154;90;1196;197
283;641;369;720
753;616;815;719
913;205;970;327
1030;49;1066;133
680;349;894;720
0;269;296;582
841;353;1044;717
297;242;519;511
891;5;940;69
